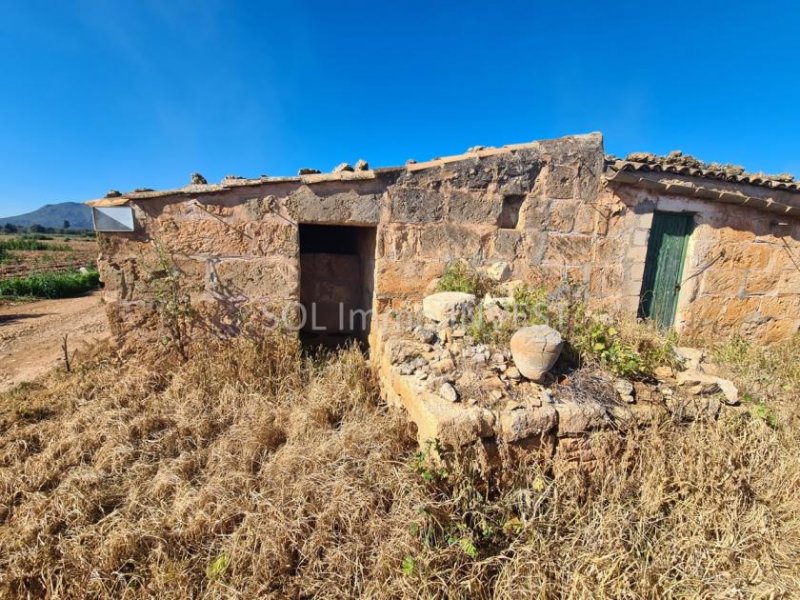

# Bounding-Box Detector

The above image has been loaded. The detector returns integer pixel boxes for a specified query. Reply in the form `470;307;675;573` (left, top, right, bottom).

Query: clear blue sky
1;0;799;217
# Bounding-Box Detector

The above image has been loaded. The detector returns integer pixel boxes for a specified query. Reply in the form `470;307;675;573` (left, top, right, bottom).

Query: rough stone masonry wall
96;132;799;350
97;134;608;351
591;182;800;343
373;134;605;313
96;176;393;351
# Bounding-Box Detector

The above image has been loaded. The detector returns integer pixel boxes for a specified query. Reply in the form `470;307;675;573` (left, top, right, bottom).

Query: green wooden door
639;212;693;328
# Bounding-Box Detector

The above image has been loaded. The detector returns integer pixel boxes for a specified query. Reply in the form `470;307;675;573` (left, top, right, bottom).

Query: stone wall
592;182;800;342
95;132;799;350
96;176;395;351
374;134;605;310
96;134;609;351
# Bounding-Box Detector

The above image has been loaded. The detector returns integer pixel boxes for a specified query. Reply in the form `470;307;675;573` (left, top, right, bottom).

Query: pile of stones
392;291;565;409
384;288;742;462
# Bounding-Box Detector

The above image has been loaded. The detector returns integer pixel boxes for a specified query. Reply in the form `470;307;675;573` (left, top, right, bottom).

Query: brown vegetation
0;334;798;598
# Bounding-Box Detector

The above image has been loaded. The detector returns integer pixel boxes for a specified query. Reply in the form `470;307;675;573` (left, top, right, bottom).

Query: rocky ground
381;285;742;463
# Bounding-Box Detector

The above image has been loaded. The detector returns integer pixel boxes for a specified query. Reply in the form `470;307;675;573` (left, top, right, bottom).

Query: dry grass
1;335;799;598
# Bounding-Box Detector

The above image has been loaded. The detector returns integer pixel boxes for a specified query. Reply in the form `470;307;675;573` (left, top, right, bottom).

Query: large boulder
422;291;477;323
510;325;564;381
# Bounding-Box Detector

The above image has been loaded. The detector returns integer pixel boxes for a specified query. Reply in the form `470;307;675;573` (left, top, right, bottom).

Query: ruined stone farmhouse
89;132;800;349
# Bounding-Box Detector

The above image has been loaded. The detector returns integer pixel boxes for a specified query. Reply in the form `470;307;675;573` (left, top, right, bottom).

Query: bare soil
0;292;109;391
0;238;98;277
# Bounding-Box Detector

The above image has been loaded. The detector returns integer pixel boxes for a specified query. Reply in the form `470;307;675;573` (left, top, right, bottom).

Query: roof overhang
605;165;800;219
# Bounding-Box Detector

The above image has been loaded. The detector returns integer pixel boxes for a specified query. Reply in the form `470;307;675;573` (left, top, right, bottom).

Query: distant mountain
0;202;93;230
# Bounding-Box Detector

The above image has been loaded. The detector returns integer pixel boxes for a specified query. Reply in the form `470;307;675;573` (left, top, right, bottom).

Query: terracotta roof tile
605;151;800;193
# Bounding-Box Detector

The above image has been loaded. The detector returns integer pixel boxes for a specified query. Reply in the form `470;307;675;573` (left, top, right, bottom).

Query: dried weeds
0;335;798;598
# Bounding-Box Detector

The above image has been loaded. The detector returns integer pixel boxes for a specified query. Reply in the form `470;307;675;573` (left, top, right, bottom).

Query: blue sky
1;0;799;217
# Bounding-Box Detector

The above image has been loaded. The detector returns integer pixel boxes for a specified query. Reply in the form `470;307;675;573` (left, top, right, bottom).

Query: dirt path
0;293;109;392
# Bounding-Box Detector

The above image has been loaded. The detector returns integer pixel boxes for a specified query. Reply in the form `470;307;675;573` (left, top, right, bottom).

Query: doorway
638;212;693;328
298;224;376;348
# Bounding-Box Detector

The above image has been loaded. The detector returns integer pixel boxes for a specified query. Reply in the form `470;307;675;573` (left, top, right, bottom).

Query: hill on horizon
0;202;93;230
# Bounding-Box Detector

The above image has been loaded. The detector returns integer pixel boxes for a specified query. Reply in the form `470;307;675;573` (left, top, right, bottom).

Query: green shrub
467;285;548;346
436;262;489;296
0;268;100;299
0;238;71;252
571;320;645;377
511;284;549;325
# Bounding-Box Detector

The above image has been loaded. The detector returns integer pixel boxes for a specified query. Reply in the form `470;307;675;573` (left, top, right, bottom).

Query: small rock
191;172;207;185
505;366;522;380
399;362;416;375
490;389;504;401
613;379;635;403
674;346;704;371
654;366;674;380
497;279;526;296
298;168;321;175
354;159;369;171
431;358;455;375
472;354;487;365
677;370;730;399
414;327;437;344
104;189;122;198
717;380;739;406
485;261;512;282
688;382;720;396
499;404;558;442
666;395;721;421
451;327;466;338
439;383;459;402
333;162;354;173
437;328;449;344
422;292;477;323
491;353;505;365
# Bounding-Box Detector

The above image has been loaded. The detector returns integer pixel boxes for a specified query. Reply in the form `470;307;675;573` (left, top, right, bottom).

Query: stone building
89;132;800;351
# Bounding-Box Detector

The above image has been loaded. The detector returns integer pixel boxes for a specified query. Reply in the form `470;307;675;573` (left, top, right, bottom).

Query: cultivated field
0;235;97;279
0;332;798;598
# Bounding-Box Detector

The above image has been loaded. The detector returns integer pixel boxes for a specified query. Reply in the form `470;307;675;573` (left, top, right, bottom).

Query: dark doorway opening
299;224;376;349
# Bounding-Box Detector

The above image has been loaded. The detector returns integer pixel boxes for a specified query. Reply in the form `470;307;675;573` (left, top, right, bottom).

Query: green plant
436;261;489;296
750;401;778;428
572;320;645;377
412;440;448;482
511;284;549;325
206;553;230;580
0;238;71;252
401;555;416;576
149;241;195;360
0;268;100;299
465;285;548;346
